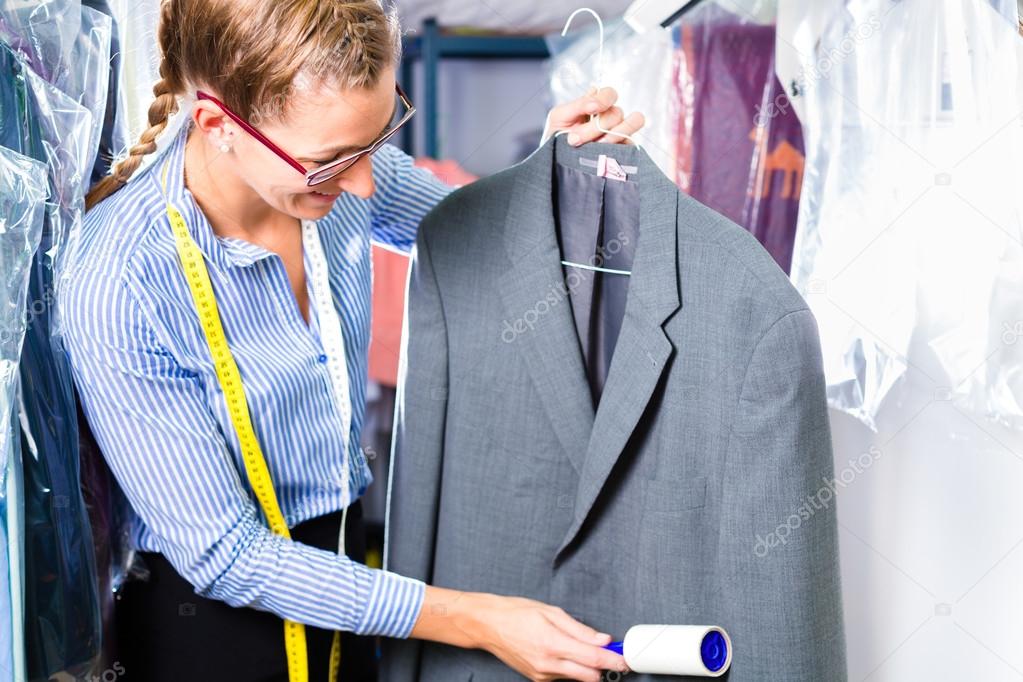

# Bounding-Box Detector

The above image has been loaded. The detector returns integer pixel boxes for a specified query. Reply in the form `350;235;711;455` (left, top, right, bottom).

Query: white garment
790;0;1023;430
790;2;1023;680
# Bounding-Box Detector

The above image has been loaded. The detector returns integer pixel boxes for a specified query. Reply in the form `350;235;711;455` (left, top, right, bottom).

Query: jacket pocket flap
642;475;707;513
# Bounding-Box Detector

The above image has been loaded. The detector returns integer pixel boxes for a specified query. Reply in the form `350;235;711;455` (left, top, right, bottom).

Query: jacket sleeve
380;222;450;679
719;308;847;681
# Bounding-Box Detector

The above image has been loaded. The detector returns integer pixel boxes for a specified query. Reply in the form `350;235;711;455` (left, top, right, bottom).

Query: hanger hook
561;7;604;87
556;7;642;149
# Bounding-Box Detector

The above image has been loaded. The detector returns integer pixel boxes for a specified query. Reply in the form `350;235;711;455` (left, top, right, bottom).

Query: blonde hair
86;0;402;210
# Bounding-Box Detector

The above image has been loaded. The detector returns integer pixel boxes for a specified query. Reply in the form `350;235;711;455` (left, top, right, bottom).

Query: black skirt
114;501;378;682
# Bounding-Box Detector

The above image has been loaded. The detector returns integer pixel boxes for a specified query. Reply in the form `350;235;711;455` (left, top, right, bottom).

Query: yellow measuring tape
161;160;341;682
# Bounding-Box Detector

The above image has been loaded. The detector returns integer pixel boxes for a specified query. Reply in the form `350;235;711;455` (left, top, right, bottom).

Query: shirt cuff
355;569;427;638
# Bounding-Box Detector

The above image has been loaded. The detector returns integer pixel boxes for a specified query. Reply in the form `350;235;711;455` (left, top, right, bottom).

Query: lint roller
603;625;732;677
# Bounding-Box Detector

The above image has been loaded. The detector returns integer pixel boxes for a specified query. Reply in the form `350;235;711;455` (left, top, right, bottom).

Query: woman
61;1;645;681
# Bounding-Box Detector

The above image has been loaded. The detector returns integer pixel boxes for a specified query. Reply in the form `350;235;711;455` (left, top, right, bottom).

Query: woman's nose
335;154;375;199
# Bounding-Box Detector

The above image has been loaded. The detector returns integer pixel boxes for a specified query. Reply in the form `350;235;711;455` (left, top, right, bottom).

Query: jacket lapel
556;146;682;559
497;139;595;475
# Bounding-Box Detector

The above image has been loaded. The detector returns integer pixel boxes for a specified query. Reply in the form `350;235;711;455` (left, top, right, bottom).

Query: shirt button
317;354;328;363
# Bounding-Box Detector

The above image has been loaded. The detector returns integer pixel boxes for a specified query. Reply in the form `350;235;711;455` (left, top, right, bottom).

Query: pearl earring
219;143;231;153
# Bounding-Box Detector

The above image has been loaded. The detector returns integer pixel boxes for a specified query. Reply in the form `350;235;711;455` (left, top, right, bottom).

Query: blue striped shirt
58;122;452;637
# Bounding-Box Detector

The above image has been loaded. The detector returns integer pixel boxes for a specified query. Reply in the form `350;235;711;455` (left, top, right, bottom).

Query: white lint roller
604;625;732;677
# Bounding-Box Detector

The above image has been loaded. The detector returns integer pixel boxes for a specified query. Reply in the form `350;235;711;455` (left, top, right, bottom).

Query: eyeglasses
196;83;416;187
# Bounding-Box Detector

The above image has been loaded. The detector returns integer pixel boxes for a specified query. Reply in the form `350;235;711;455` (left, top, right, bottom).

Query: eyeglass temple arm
196;90;309;174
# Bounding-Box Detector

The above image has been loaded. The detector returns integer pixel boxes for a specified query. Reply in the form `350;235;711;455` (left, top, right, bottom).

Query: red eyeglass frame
195;83;416;186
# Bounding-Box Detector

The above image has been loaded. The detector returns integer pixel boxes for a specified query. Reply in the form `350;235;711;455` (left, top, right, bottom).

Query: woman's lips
308;189;340;203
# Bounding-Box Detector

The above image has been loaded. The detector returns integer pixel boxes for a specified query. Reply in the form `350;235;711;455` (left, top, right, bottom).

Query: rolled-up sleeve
368;144;453;253
61;269;425;637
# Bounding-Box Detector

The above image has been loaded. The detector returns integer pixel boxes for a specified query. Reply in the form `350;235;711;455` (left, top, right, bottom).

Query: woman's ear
192;100;236;150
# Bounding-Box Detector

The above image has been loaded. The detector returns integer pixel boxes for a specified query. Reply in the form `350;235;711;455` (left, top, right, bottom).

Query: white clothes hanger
554;7;644;150
555;7;636;277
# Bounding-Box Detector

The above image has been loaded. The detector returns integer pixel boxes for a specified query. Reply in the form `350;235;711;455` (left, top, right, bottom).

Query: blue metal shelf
400;19;551;158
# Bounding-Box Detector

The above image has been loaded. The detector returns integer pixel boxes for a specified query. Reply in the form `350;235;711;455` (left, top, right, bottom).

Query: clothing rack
659;0;710;28
400;19;551;158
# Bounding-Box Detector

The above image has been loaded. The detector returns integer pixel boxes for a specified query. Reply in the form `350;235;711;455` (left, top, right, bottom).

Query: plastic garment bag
670;0;801;272
105;0;161;144
61;6;112;195
789;0;1023;430
0;0;80;86
547;18;679;185
1;147;48;682
1;7;104;675
81;0;130;183
548;1;802;273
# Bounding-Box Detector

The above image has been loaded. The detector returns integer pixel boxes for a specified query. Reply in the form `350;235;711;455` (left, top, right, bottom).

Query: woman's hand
541;86;645;148
412;586;629;682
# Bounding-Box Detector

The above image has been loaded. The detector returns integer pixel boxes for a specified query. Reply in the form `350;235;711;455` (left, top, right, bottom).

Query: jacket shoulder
415;165;519;247
676;192;808;319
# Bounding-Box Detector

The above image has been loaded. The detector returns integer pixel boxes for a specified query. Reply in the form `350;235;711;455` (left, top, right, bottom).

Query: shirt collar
153;123;279;269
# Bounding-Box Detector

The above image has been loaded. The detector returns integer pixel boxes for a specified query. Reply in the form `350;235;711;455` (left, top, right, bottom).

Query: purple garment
673;9;804;273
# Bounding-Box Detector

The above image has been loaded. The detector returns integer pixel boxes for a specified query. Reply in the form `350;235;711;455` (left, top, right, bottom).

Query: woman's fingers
547;86;620;131
545;609;628;675
542;85;647;146
460;593;626;681
565;106;626;145
556;636;628;674
545;606;611;646
595;110;646;145
542;87;624;144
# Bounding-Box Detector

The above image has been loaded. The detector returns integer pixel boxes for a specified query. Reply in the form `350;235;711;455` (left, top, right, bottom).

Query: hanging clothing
1;31;105;676
790;0;1023;429
0;144;49;682
671;4;805;273
383;135;846;682
547;8;804;274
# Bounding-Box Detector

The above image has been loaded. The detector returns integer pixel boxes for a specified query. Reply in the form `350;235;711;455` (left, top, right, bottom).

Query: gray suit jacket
382;136;846;681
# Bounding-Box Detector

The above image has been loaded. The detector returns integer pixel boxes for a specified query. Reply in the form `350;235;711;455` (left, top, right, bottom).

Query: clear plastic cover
64;6;113;194
789;0;1023;430
548;2;803;273
2;0;106;673
0;0;80;87
672;2;801;272
1;146;48;682
547;17;679;184
106;0;162;145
